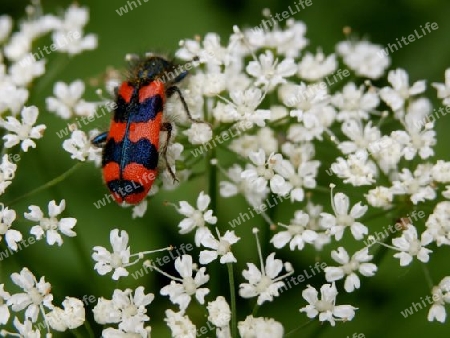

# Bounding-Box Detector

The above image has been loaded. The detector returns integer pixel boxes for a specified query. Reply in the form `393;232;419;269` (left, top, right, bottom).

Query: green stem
6;162;82;206
227;263;237;338
208;141;217;213
252;303;260;317
284;319;314;337
421;263;434;290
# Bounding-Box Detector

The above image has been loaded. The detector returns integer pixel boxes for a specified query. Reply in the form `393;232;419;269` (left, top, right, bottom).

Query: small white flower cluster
2;0;450;335
87;10;450;335
0;267;85;337
0;3;97;337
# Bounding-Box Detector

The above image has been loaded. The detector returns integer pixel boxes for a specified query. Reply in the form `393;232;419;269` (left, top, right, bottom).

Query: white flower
46;80;89;119
365;186;393;209
337;40;390;79
300;282;357;326
331;83;379;121
0;204;22;251
325;247;377;292
7;267;53;322
1;106;46;152
270;211;318;251
46;297;85;331
432;160;450;183
304;202;332;251
380;68;426;112
220;164;269;207
160;255;210;311
9;57;45;87
392;225;432;266
0;15;12;43
241;149;287;196
222;87;271;126
199;229;240;264
11;317;40;338
24;199;77;246
391;165;436;204
53;5;97;55
320;191;368;240
423;201;450;246
391;99;436;160
228;126;278;159
0;154;17;195
239;248;293;305
238;315;284;338
428;277;450;322
207;296;231;328
93;287;153;337
92;229;131;280
176;191;217;246
164;309;196;338
0;284;11;325
330;150;378;186
62;129;102;165
298;50;337;81
246;50;296;91
273;155;320;202
0;82;29;115
432;68;450;105
337;120;381;155
183;122;212;144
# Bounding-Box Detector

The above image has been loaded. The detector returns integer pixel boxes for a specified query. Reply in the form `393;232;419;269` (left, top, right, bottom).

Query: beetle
92;54;200;204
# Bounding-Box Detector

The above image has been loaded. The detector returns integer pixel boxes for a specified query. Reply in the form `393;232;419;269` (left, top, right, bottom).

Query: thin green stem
227;263;237;338
284;319;314;337
208;142;217;213
6;162;82;206
421;263;434;290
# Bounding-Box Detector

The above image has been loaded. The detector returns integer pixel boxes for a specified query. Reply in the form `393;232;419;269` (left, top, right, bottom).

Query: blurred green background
1;0;450;337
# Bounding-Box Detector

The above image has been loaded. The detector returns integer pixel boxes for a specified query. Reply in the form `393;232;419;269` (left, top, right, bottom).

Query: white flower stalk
160;255;210;311
24;199;77;246
239;228;293;305
300;282;357;326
